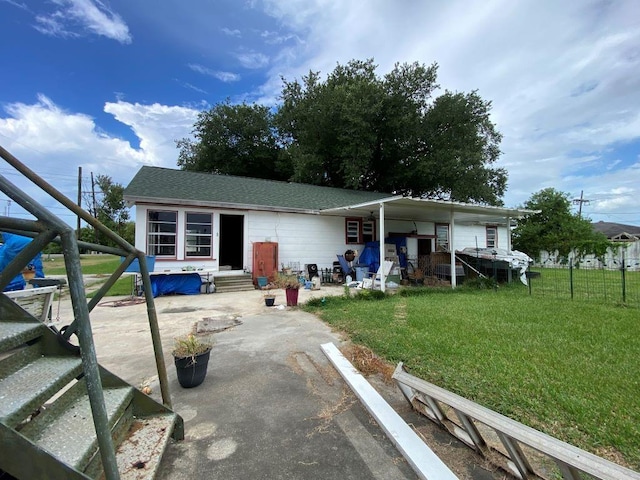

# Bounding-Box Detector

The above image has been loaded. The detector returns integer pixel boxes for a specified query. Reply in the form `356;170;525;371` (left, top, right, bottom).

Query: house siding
135;204;514;273
454;224;510;250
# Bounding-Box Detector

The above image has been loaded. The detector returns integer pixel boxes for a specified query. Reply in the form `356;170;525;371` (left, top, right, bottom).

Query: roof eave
124;195;319;215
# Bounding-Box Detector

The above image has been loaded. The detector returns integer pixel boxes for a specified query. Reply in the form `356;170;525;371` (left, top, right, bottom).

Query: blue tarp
0;232;45;292
357;238;407;275
149;273;201;297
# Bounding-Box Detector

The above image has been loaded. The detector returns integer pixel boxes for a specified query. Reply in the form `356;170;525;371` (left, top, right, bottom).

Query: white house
124;167;535;289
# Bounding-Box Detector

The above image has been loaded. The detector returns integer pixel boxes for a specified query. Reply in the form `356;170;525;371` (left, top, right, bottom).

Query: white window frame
486;225;498;249
435;223;450;252
346;218;361;244
147;210;177;258
185;212;213;258
362;219;376;243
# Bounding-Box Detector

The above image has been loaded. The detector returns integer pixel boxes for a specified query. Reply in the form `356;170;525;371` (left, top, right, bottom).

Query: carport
321;196;536;290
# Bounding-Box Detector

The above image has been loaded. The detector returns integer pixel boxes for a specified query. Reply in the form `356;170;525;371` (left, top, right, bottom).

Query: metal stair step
113;413;179;480
0;321;46;353
0;354;83;427
20;382;134;473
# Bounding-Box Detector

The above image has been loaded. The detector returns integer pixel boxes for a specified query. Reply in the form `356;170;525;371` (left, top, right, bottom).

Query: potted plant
262;283;276;307
275;272;301;306
172;333;212;388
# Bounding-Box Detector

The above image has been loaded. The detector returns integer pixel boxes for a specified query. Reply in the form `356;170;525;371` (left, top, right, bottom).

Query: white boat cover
457;247;533;285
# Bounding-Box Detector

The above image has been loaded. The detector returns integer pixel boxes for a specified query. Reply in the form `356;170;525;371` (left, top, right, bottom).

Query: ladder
393;363;640;480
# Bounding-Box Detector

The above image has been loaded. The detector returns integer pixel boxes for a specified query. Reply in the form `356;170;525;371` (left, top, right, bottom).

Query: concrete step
214;275;255;293
215;285;256;293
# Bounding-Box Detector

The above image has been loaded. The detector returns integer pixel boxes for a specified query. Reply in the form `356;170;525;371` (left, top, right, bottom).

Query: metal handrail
0;145;173;480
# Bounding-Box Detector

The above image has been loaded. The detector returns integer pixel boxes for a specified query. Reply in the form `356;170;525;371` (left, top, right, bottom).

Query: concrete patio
52;285;505;479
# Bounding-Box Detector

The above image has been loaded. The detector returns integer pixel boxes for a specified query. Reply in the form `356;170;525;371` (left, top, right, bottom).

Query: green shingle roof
124;167;392;211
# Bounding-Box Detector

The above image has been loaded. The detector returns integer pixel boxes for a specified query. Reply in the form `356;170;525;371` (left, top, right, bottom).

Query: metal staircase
0;145;183;480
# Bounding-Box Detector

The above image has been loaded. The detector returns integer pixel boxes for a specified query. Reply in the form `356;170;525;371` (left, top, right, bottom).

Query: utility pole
572;190;590;218
77;166;82;238
91;172;98;243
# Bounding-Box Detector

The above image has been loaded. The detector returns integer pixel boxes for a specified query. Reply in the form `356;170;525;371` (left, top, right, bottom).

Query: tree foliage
93;175;133;247
512;188;610;261
177;100;289;180
177;58;507;205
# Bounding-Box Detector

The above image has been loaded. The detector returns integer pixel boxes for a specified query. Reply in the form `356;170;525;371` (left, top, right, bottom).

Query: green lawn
43;254;123;275
43;254;134;297
528;266;640;307
305;286;640;470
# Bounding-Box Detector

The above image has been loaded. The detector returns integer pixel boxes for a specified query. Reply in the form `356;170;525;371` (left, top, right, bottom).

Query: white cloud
247;0;640;224
181;82;208;94
236;51;269;69
1;0;28;11
34;0;131;43
103;100;199;166
221;27;241;37
260;30;298;45
188;64;241;82
0;95;198;220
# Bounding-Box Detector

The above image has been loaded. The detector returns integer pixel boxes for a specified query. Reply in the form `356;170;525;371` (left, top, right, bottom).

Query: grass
304;285;640;470
43;254;135;297
43;254;123;275
529;266;640;307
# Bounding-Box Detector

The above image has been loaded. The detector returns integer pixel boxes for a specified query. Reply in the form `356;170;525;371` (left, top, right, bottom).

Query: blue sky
0;0;639;226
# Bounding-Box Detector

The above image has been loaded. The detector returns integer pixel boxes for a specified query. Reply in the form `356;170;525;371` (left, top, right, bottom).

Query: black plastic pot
174;349;211;388
264;296;275;307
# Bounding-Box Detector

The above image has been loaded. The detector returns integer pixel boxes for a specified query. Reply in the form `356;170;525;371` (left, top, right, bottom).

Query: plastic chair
362;260;394;289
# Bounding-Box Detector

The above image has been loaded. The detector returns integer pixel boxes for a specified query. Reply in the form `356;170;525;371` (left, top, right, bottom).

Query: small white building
124;167;534;288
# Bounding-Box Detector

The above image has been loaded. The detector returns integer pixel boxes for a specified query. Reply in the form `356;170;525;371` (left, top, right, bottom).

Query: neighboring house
592;221;640;242
539;221;640;271
123;167;535;287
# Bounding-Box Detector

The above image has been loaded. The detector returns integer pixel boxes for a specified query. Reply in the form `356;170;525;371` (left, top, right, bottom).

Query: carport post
379;202;386;292
506;215;513;283
449;209;456;288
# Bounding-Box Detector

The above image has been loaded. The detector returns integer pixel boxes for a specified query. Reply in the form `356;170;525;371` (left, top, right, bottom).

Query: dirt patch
307;387;357;437
287;351;338;386
340;343;395;384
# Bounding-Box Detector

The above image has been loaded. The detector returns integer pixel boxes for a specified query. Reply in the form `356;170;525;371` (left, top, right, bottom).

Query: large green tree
177;58;507;205
177;100;289;180
93;175;133;247
276;59;506;204
512;188;610;260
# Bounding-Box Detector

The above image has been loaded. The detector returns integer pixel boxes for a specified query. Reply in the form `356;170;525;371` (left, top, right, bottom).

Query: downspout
379;202;386;293
449;209;456;288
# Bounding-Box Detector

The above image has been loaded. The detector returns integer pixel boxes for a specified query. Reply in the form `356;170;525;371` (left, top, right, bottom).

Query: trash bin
307;263;318;279
354;265;369;282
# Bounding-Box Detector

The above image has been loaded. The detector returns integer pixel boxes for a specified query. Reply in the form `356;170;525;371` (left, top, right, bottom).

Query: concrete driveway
51;285;504;479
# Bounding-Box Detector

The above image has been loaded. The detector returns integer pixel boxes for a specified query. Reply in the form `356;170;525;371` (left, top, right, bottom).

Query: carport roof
321;197;536;225
124;166;535;224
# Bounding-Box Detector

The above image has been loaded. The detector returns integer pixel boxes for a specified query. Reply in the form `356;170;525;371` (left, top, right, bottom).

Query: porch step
214;274;255;293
